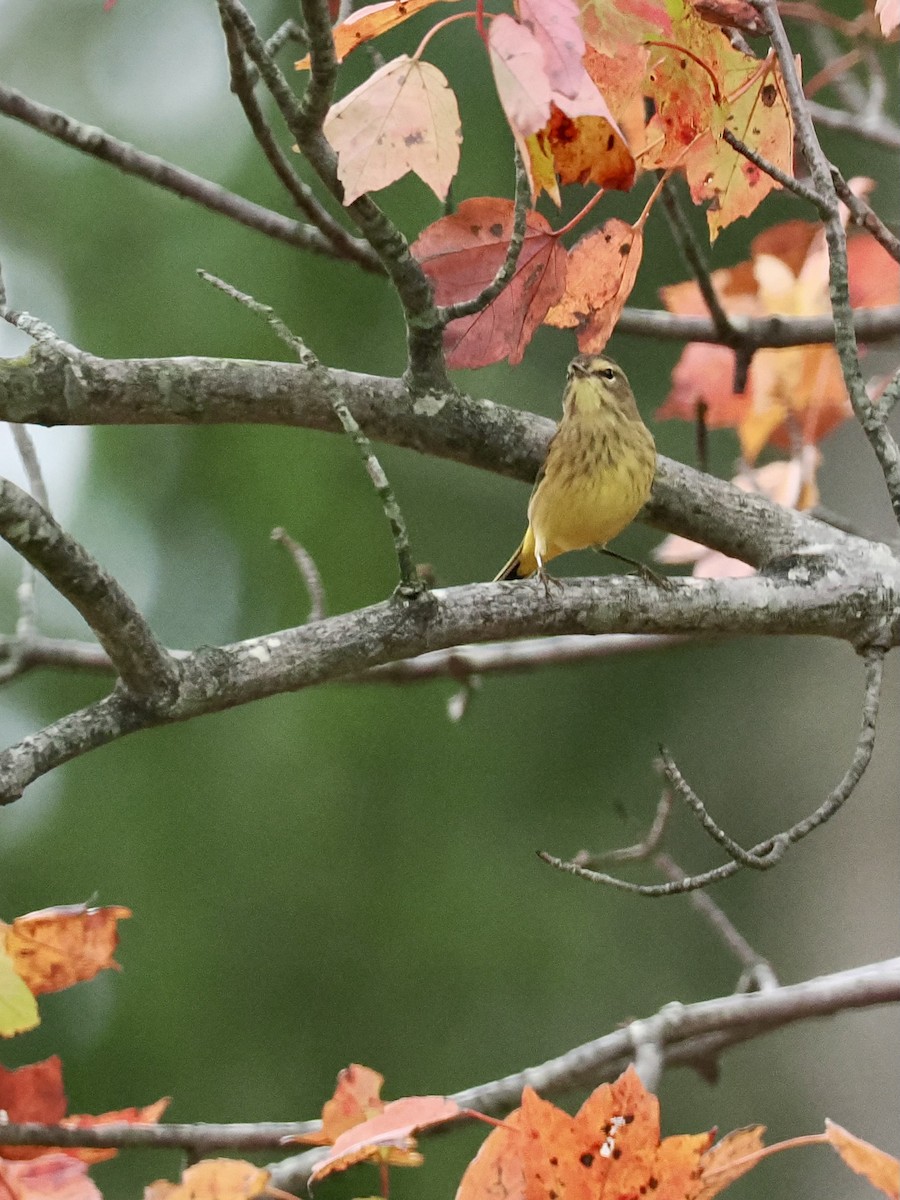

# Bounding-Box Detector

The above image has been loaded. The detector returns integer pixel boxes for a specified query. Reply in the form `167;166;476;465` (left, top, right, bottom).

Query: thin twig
7;424;51;646
0;1121;317;1154
654;852;780;990
539;648;887;896
721;129;825;210
438;150;531;324
271;527;327;622
830;167;900;264
0;960;894;1169
217;0;449;390
0;478;179;702
0;84;373;267
805;100;900;150
752;0;900;524
198;270;421;594
219;13;379;272
660;178;738;345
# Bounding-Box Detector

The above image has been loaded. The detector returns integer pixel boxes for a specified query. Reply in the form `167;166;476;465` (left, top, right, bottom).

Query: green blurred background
0;1;897;1198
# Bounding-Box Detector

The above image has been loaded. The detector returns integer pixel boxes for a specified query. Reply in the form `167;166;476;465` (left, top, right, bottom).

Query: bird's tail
493;527;538;581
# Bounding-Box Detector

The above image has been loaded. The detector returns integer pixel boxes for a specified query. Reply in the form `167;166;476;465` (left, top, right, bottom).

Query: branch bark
0;563;896;801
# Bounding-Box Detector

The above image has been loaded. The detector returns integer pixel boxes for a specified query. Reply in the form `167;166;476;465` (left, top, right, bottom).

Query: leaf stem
414;10;477;60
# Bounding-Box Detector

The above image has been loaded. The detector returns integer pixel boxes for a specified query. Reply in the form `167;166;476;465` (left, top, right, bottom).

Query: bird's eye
600;368;616;381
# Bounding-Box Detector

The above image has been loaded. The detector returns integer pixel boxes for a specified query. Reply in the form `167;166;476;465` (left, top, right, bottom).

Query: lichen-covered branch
0;83;366;264
0;562;897;801
271;956;900;1190
216;0;449;390
0;479;179;702
0;348;890;566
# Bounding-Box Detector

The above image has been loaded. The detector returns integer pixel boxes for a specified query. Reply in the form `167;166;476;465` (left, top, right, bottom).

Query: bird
493;353;657;587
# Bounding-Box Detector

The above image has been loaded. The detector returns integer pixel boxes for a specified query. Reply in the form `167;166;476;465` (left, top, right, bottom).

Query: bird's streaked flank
494;354;657;587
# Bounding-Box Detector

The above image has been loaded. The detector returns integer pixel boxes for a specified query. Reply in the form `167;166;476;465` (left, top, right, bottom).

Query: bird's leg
597;547;674;590
535;551;564;597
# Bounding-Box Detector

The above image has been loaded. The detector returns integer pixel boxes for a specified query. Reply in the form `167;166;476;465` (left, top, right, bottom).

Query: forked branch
539;649;886;896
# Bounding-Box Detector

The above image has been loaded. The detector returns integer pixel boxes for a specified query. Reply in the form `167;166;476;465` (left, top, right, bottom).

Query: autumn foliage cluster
300;0;899;555
2;907;898;1200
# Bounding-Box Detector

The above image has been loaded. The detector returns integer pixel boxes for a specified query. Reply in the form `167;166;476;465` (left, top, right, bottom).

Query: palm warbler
494;354;656;584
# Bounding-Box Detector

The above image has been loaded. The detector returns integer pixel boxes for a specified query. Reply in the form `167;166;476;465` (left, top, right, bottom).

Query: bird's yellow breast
527;413;655;561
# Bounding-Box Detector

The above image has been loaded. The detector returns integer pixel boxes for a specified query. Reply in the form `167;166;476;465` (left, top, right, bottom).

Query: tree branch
806;99;900;150
198;270;422;594
0;83;372;266
752;0;900;524
540;648;888;896
270;957;900;1190
218;12;381;272
0;479;179;703
0;959;894;1168
0;566;897;801
217;0;449;390
2;349;896;564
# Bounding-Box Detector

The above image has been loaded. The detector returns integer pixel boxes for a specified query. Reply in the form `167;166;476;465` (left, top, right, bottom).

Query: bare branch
218;13;380;273
0;571;896;801
0;1121;317;1155
721;129;825;209
660;178;739;346
830;168;900;264
363;633;685;683
540;649;888;896
0;478;179;703
271;528;327;623
0;958;893;1171
0;84;369;266
806;100;900;150
0;634;120;676
752;0;900;523
2;347;895;568
6;424;51;649
271;958;900;1189
217;0;449;390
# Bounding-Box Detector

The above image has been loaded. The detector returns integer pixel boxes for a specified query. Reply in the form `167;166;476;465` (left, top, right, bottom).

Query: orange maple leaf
458;1066;717;1200
295;0;455;67
145;1159;295;1200
412;197;567;367
544;216;644;352
294;1063;386;1146
324;55;461;204
2;904;131;997
0;1057;169;1165
307;1094;461;1183
695;1125;768;1200
519;74;636;203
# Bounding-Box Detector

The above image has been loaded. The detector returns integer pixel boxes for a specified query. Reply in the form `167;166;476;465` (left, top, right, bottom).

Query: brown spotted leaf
412;197;567;367
324;55;461;204
544;217;644;351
